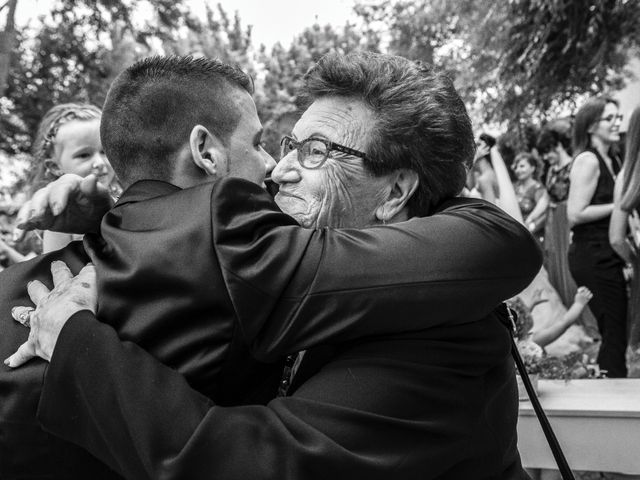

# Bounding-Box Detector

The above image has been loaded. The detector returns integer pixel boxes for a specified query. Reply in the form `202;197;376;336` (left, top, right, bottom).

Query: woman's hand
4;261;97;367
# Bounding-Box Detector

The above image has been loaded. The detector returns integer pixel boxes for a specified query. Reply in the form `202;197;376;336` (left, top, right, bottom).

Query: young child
29;103;119;253
512;286;594;348
531;286;593;347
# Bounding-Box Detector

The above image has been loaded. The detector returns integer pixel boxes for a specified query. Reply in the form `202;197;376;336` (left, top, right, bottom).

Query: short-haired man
5;52;540;479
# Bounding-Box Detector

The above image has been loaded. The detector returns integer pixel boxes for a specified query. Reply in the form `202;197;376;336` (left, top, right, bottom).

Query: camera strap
498;303;576;480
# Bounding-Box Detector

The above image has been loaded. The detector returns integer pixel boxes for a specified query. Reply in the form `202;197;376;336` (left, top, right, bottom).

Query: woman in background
512;152;549;241
538;121;575;305
29;103;119;253
568;96;627;377
610;105;640;348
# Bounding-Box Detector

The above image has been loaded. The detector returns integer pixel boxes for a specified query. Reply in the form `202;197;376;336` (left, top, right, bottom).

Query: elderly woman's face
272;97;391;228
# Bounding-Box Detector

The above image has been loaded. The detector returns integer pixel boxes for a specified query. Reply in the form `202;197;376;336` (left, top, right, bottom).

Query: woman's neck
518;177;536;188
590;136;610;159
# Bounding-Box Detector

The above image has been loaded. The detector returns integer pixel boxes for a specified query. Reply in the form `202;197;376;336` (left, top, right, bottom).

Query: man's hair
301;51;475;216
101;55;253;183
572;96;618;155
536;119;572;156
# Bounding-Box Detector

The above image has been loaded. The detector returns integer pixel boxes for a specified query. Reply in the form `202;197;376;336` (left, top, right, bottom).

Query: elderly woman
568;96;627;377
512;152;549;240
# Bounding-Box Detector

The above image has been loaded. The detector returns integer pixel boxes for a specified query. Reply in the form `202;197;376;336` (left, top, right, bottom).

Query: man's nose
271;151;300;185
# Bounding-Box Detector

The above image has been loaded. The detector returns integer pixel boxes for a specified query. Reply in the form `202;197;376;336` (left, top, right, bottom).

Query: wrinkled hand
13;174;114;242
4;261;97;367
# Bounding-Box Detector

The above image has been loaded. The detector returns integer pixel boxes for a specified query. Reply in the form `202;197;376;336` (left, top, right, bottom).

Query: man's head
272;51;475;228
101;55;274;189
536;120;572;165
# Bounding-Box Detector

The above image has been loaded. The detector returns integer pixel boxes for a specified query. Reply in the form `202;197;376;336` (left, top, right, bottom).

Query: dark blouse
571;147;621;242
545;162;572;204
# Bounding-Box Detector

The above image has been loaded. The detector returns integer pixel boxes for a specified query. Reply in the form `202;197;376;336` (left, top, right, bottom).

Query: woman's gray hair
301;51;475;216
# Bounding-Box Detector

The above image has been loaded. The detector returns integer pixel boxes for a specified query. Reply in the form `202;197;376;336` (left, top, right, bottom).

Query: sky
11;0;640;128
194;0;358;47
14;0;360;48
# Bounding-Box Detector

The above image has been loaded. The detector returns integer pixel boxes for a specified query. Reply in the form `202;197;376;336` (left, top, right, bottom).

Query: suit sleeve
37;312;448;480
39;310;516;480
210;178;542;359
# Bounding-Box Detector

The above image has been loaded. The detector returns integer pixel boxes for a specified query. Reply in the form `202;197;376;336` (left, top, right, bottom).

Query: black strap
500;304;576;480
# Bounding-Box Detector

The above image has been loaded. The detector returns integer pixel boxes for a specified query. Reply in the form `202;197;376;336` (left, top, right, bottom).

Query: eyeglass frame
599;113;623;123
279;135;369;170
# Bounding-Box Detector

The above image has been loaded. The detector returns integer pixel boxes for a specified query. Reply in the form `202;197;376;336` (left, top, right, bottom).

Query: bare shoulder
572;151;599;171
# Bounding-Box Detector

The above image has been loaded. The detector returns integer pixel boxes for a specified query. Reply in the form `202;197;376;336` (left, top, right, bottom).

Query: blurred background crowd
1;0;640;379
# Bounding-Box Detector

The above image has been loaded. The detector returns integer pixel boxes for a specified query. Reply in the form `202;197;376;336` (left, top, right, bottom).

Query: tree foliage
497;0;640;122
354;0;640;149
2;0;640;164
1;0;194;153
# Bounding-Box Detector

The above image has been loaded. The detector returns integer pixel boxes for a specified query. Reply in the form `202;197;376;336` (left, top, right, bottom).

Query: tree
0;0;193;153
497;0;640;123
0;0;18;97
354;0;640;149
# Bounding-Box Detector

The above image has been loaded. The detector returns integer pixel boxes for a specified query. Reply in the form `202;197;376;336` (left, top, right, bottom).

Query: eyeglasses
279;135;368;169
599;114;623;123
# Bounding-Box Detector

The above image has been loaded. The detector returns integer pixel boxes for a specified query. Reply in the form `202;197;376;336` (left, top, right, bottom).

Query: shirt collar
115;180;181;207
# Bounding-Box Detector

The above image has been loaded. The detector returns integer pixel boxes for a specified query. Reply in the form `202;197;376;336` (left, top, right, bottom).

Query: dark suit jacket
28;179;540;479
0;242;118;479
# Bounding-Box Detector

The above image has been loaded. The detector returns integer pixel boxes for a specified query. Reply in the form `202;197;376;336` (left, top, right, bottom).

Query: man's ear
189;125;227;177
375;169;419;223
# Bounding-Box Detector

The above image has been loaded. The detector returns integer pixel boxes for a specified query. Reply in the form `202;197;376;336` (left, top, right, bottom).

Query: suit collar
115;180;182;206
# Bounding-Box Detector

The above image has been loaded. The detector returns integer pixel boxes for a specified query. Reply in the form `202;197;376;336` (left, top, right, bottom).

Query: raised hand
13;174;114;242
573;286;593;308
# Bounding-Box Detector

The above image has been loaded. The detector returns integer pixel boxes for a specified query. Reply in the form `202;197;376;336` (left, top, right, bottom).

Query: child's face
53;118;115;186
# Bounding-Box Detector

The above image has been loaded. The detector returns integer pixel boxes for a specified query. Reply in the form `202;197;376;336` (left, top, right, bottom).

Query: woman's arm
207;179;542;359
567;152;613;227
531;286;592;347
524;188;549;231
489;147;523;222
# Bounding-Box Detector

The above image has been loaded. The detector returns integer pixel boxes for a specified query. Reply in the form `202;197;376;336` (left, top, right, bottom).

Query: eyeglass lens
280;137;330;168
